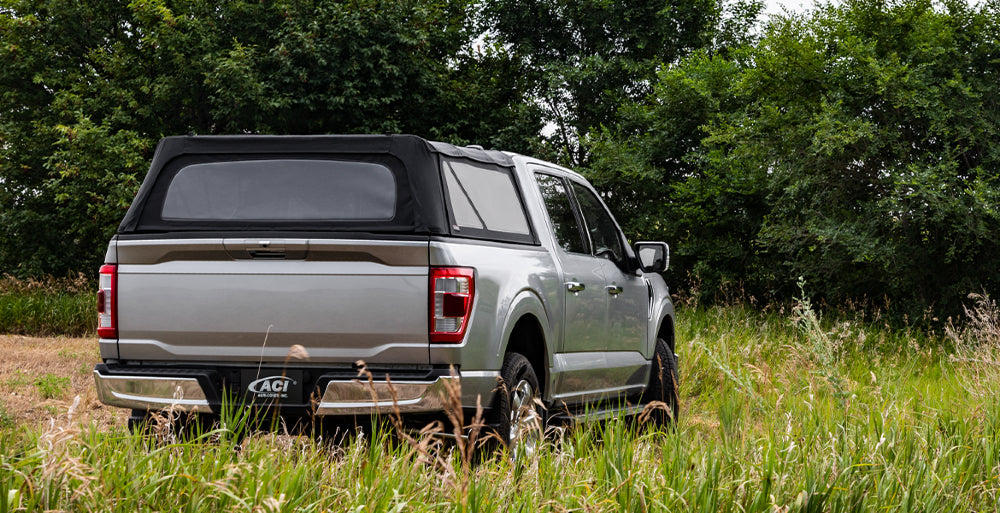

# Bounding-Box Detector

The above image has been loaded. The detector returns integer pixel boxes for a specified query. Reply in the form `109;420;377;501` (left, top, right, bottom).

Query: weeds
946;292;1000;398
3;370;32;390
0;403;13;429
34;374;71;400
791;277;850;403
0;274;94;336
354;359;490;498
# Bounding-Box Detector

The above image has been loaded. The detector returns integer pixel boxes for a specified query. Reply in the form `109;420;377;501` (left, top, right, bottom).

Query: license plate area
240;369;305;405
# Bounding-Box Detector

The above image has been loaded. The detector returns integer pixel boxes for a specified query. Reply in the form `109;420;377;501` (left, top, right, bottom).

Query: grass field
0;275;95;337
1;293;999;511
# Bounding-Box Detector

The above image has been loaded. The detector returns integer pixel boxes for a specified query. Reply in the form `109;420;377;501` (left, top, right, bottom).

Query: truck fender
647;280;676;356
495;289;552;389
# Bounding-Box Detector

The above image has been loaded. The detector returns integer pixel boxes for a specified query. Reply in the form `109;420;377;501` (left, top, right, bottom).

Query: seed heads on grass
6;306;1000;510
791;278;850;403
36;396;96;505
791;277;837;369
352;358;494;504
947;292;1000;397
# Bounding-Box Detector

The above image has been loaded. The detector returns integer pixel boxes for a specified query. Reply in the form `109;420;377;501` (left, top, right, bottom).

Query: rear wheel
641;337;679;425
493;352;544;458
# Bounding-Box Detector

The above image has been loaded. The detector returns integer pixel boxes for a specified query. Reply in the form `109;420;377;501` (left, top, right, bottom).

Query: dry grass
0;274;91;295
946;292;1000;398
0;335;124;429
3;306;1000;511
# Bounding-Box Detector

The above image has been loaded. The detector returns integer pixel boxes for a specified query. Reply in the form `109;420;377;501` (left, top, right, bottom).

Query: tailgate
114;237;430;364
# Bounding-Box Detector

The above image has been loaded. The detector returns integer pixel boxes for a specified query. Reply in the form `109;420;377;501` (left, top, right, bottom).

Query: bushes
588;0;1000;320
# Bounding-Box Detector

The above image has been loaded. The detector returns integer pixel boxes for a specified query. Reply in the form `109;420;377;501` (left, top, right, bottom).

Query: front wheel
641;337;679;426
492;352;544;458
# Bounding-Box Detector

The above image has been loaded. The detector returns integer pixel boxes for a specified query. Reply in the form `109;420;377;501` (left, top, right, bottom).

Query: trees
0;0;541;277
592;0;1000;316
745;0;1000;313
483;0;721;166
5;0;997;318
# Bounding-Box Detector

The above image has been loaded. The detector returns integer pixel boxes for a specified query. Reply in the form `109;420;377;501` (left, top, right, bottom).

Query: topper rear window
160;159;396;222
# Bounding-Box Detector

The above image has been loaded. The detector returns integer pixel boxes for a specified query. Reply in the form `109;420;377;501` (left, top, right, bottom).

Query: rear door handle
566;281;585;293
606;284;624;296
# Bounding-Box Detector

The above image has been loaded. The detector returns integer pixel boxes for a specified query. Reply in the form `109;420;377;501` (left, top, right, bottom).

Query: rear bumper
93;370;213;413
93;366;498;415
314;377;455;415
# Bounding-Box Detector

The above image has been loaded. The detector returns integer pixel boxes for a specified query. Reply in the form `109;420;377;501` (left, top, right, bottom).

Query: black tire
127;409;149;434
641;337;679;425
491;352;544;458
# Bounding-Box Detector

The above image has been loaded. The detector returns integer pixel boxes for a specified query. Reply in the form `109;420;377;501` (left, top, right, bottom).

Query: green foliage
591;0;1000;318
0;275;94;336
0;0;543;278
729;0;1000;312
0;403;12;429
33;374;71;400
483;0;727;165
5;0;997;320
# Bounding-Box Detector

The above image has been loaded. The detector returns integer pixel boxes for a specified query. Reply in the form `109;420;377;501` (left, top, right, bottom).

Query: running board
548;404;646;424
399;404;648;441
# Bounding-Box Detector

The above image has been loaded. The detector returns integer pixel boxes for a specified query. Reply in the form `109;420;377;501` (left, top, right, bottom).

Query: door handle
606;284;624;296
565;281;585;293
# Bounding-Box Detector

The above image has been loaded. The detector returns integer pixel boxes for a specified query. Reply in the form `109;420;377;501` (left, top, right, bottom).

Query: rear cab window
131;153;424;233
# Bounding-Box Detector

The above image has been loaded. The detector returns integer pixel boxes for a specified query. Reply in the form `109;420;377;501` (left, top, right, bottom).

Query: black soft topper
118;134;515;235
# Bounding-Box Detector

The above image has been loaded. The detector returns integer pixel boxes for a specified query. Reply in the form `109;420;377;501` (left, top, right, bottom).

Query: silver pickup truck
93;135;678;450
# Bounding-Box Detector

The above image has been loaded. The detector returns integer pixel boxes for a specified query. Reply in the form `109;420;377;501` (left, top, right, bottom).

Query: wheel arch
646;275;675;357
656;314;676;353
498;291;551;397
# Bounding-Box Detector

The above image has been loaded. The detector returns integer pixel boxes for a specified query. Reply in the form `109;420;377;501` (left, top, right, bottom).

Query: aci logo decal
247;375;295;399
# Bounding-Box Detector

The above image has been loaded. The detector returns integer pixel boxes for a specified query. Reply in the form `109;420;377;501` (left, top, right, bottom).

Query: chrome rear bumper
93;368;459;415
315;376;457;415
93;369;212;413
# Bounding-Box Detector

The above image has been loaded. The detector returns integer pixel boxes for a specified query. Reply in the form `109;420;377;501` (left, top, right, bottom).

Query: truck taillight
430;267;475;344
97;264;117;339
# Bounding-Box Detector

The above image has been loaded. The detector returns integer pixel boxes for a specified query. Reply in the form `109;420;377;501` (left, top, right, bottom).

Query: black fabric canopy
118;134;515;235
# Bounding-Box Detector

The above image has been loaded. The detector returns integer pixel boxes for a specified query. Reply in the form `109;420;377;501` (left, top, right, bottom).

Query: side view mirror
634;241;669;273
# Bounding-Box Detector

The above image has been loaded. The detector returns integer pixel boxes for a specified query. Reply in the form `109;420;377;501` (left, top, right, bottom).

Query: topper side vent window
442;159;531;236
161;160;396;221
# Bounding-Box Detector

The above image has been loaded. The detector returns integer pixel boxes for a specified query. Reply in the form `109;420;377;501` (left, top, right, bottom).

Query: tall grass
0;274;94;336
2;297;999;511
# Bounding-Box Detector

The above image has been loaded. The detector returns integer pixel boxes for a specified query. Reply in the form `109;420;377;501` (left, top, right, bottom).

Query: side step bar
548;404;647;424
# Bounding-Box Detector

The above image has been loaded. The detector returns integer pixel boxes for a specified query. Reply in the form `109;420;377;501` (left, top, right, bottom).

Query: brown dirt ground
0;335;126;431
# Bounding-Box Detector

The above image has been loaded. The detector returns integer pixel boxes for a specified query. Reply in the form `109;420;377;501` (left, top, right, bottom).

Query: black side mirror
634;241;669;273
